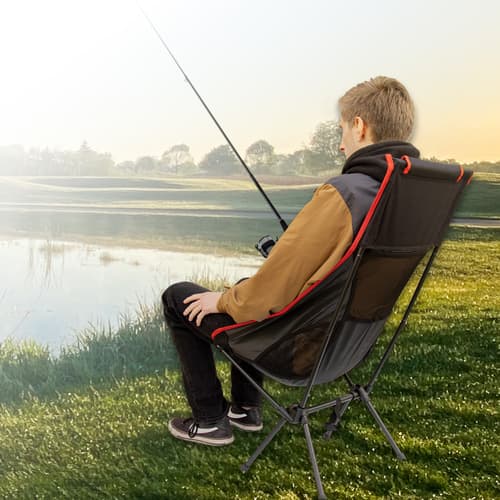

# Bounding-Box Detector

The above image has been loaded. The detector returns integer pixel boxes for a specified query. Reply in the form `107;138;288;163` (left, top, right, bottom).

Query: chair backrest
348;155;471;321
213;154;472;387
308;155;472;385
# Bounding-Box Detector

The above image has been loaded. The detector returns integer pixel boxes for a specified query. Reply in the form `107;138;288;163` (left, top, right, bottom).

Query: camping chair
211;154;472;499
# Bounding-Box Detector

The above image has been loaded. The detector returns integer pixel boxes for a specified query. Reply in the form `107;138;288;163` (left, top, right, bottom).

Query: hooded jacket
217;141;420;323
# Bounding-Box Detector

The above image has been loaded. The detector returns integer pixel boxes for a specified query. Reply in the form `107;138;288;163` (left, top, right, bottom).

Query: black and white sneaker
228;404;263;432
168;416;234;446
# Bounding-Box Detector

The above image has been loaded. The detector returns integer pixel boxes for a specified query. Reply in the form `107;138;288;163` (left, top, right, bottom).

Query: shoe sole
229;420;263;432
168;421;234;446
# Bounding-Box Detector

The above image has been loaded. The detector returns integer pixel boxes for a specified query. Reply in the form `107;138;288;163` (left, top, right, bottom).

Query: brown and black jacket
217;141;420;323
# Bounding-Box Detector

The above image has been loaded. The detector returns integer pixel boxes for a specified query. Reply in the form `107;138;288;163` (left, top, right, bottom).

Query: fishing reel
255;235;277;258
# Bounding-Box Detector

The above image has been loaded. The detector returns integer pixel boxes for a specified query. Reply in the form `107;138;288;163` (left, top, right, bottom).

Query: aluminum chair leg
302;416;327;500
241;417;287;472
323;398;352;439
357;386;406;460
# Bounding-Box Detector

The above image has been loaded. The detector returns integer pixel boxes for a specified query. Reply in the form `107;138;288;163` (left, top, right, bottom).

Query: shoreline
0;231;259;257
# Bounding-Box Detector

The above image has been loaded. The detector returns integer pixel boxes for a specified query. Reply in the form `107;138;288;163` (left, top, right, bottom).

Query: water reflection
0;208;280;253
0;238;260;353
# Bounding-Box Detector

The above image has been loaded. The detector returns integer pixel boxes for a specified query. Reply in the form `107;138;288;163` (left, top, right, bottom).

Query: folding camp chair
212;154;472;499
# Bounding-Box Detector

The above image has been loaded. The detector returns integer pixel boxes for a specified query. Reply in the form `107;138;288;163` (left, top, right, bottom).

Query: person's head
338;76;415;158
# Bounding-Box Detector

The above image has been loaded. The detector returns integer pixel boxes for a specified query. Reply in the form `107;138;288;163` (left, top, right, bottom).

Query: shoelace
187;419;199;438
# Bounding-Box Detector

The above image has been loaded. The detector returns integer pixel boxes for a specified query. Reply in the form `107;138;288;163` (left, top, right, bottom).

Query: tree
116;160;136;174
309;120;344;173
161;144;195;175
245;140;276;174
39;148;65;175
198;145;240;176
76;141;114;176
463;160;500;173
280;148;326;176
0;145;27;175
135;156;156;173
273;154;295;176
287;149;310;175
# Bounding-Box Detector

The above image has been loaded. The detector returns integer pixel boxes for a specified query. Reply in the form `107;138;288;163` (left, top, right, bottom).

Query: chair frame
217;243;441;499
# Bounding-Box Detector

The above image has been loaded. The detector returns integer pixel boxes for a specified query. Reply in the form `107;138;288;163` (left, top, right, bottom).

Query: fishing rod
138;3;288;241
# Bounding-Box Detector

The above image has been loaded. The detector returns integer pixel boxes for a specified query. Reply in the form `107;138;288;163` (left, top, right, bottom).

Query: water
0;238;261;353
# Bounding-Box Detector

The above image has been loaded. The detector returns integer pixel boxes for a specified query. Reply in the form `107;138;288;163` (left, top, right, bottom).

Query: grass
455;172;500;218
0;303;171;404
0;228;498;498
99;251;120;264
0;174;498;218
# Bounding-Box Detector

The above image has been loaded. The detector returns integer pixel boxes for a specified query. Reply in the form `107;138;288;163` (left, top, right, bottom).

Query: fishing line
137;2;288;234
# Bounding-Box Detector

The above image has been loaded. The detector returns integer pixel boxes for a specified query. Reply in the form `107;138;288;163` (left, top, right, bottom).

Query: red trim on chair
211;154;396;341
402;155;412;174
212;320;255;339
466;172;474;185
456;165;464;183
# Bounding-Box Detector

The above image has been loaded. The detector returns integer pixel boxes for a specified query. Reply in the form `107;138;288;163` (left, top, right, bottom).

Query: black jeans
162;281;263;424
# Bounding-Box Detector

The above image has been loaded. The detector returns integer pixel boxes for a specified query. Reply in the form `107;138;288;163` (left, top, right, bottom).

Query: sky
0;0;499;165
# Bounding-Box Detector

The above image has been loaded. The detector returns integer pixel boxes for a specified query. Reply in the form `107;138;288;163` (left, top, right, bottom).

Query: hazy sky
1;0;499;164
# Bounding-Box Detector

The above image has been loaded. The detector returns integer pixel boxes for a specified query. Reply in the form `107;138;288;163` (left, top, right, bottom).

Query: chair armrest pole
299;248;365;409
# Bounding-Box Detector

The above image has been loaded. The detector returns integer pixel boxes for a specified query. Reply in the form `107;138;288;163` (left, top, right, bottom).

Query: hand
183;291;223;327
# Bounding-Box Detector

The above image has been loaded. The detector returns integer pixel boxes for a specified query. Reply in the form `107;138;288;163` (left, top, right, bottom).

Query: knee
162;281;189;311
161;284;174;309
162;281;203;320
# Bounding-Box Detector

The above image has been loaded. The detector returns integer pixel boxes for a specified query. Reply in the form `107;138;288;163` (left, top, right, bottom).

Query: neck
353;140;374;155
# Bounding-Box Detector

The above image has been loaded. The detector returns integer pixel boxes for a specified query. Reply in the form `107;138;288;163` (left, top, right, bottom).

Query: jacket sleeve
216;183;353;323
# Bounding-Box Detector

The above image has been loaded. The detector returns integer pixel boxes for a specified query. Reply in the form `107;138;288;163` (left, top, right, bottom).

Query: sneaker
228;404;263;432
168;416;234;446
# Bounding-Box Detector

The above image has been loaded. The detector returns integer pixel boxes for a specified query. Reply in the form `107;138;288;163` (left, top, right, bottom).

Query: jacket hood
342;141;420;182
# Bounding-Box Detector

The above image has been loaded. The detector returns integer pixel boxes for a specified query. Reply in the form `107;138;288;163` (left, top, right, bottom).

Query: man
162;76;419;446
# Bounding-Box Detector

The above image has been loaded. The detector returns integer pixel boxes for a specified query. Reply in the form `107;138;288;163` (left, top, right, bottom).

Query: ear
352;116;368;140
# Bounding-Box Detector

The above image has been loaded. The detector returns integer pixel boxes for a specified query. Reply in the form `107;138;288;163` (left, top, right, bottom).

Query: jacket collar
341;141;420;182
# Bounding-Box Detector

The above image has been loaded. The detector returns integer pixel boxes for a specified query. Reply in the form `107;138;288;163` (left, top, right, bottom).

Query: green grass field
0;227;498;499
454;173;500;218
0;173;498;218
0;175;316;213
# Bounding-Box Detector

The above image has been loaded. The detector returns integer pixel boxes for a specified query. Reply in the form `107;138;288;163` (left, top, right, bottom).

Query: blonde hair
338;76;415;142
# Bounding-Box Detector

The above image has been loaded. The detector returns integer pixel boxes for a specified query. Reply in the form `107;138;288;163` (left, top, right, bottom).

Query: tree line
0;121;498;177
0;121;344;177
0;141;114;177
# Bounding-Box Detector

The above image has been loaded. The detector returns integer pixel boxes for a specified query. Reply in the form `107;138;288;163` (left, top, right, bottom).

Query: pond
0;237;261;353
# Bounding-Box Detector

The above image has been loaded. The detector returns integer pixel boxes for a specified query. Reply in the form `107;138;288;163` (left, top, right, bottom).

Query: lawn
0;227;498;499
0;173;498;218
454;172;500;218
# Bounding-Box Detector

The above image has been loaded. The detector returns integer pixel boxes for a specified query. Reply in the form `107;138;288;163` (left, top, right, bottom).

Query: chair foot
303;416;327;500
241;417;287;472
323;422;340;440
357;386;406;460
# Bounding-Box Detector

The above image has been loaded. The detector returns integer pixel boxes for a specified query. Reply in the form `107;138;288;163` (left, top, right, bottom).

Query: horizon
1;0;499;165
1;132;498;169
